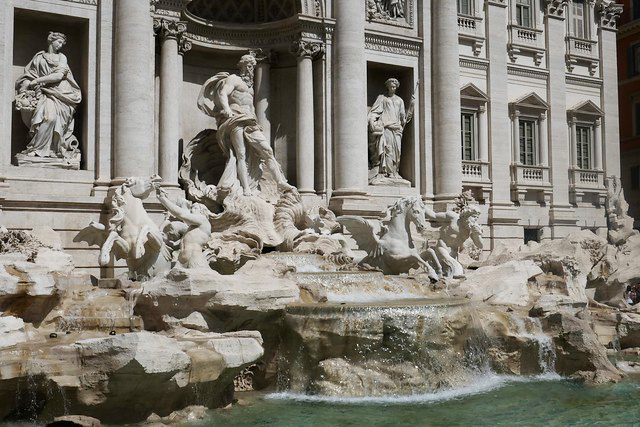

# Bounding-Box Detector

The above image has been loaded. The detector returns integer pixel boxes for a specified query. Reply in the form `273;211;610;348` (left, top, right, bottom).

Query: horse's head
124;175;162;199
388;196;428;233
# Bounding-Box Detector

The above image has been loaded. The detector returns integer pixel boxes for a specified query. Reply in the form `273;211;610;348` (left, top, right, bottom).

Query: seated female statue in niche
14;32;82;169
367;78;413;185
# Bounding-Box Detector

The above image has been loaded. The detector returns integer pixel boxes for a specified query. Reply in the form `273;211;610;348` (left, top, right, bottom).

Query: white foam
325;291;426;304
266;374;562;405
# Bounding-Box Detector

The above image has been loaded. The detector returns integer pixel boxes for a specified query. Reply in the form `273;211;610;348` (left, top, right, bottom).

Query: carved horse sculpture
338;196;439;280
75;175;171;280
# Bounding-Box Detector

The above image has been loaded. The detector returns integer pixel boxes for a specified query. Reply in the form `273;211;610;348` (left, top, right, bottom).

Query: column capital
478;105;486;114
544;0;569;19
539;111;547;121
178;37;192;56
597;1;622;30
595;117;602;127
290;39;325;60
153;19;187;41
251;48;278;65
511;109;520;119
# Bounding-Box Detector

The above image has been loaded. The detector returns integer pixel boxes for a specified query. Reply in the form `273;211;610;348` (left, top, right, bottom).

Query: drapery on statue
196;52;294;201
367;78;414;185
422;192;484;279
14;32;82;169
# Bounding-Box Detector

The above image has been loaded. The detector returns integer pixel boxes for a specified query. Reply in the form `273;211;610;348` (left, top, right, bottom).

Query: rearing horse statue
338;196;439;280
75;175;171;281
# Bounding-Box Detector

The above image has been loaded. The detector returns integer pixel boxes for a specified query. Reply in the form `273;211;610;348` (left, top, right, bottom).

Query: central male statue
197;53;293;198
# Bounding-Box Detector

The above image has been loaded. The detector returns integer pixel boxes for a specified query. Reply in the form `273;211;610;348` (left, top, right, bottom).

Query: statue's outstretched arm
157;189;205;227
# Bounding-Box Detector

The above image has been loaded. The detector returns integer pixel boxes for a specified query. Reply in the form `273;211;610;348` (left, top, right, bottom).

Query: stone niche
11;9;88;169
366;62;415;186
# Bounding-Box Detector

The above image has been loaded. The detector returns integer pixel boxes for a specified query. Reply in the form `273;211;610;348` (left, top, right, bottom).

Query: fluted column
113;0;155;179
154;19;186;187
478;105;488;163
333;0;367;194
594;118;602;170
178;36;192;139
512;111;521;164
432;1;462;201
538;112;548;167
291;41;323;194
254;51;273;145
569;116;577;167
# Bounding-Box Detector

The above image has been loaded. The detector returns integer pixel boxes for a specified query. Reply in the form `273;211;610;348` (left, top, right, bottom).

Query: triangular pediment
460;83;489;102
510;92;549;110
568;100;603;117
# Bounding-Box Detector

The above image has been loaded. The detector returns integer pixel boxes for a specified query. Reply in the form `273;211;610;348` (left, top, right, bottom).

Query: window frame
457;0;474;16
518;117;538;166
461;110;477;161
515;0;534;28
575;124;592;170
571;0;587;39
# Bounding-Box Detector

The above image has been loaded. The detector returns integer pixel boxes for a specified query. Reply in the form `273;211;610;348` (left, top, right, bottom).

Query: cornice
566;75;603;88
507;65;549;80
60;0;97;5
364;31;422;57
459;57;489;71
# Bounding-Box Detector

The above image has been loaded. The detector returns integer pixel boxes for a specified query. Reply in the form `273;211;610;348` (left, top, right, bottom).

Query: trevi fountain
2;1;640;425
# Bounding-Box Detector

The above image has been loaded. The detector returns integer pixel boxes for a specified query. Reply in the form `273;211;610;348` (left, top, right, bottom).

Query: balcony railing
569;168;604;189
565;36;598;60
457;16;477;31
510;164;552;203
462;160;489;182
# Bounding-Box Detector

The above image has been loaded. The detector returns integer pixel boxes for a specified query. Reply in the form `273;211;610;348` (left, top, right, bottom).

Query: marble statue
605;175;639;246
367;0;405;20
422;192;483;279
75;176;171;280
338;196;439;280
367;78;414;185
196;52;294;203
14;31;82;169
155;185;212;269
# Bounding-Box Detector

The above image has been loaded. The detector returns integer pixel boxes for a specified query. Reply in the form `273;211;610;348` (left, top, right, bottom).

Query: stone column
546;0;575;236
254;50;272;144
569;116;577;167
332;0;367;195
432;1;462;202
478;105;488;162
178;37;192;138
594;118;602;170
512;111;521;164
291;41;323;195
598;3;622;176
538;112;548;167
113;0;155;180
154;19;186;187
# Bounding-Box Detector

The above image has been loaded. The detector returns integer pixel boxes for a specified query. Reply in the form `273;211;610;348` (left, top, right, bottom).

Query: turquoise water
203;375;640;426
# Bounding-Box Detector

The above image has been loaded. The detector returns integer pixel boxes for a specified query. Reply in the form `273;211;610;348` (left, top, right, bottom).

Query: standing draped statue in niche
14;32;82;169
367;78;414;185
196;52;294;201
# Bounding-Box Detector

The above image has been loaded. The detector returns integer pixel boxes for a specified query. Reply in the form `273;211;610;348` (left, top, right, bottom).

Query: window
632;166;640;191
519;119;537;165
458;0;473;15
634;0;640;20
516;0;533;28
461;111;476;160
631;44;640;76
572;1;586;38
524;228;541;244
576;125;591;169
634;100;640;136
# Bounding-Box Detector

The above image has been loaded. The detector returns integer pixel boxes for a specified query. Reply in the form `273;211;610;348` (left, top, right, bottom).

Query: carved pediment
460;83;489;103
568;100;604;117
510;92;549;112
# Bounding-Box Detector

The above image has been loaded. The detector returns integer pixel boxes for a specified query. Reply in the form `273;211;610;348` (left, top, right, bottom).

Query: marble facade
0;0;623;276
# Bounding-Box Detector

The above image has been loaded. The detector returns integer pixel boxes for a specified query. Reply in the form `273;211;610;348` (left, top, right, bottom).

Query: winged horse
338;196;439;281
74;176;171;281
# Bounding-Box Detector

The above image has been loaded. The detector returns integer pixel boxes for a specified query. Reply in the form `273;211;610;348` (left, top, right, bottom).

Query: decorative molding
487;0;507;6
459;57;489;71
178;37;193;56
596;1;623;30
366;0;414;29
544;0;569;18
566;75;603;88
365;33;421;57
153;19;187;40
507;65;549;80
290;39;325;59
60;0;97;5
